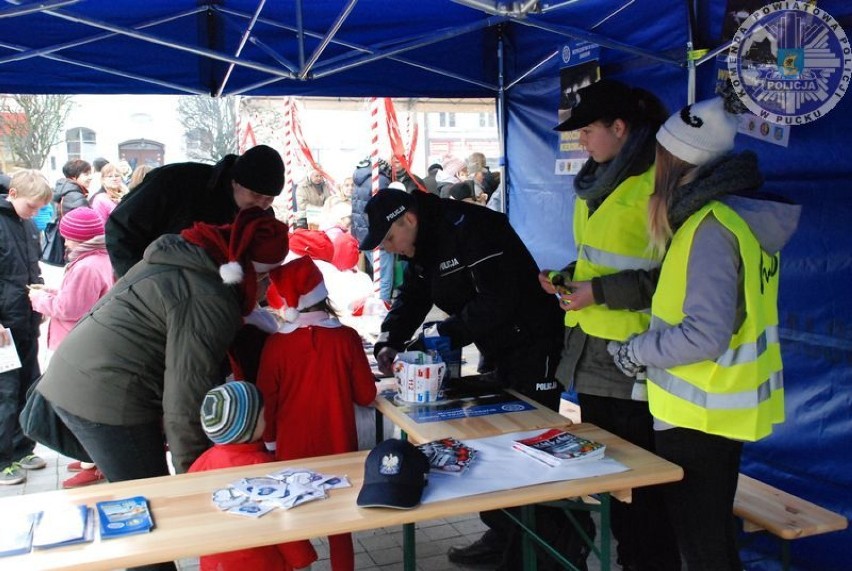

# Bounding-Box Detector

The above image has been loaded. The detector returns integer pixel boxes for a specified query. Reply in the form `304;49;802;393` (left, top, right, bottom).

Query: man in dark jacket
361;188;575;567
106;145;285;277
361;188;563;407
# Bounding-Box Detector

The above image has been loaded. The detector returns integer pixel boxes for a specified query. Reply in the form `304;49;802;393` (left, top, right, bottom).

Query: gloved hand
244;308;279;333
606;340;645;379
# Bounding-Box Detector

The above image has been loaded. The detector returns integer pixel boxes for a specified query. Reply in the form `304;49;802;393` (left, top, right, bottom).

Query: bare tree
0;94;73;169
178;96;237;163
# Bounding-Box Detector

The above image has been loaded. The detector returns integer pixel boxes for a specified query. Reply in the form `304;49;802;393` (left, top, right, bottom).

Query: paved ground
2;264;605;570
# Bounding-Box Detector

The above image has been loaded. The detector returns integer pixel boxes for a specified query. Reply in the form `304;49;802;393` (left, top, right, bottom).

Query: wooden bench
734;473;848;570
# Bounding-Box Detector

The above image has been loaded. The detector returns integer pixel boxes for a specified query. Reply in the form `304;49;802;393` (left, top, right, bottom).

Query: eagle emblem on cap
379;453;401;475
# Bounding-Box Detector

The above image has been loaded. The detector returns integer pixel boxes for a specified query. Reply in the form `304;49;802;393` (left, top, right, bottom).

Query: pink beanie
59;207;104;242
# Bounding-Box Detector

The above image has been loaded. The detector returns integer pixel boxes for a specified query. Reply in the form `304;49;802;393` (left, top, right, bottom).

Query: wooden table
0;424;682;570
373;387;574;444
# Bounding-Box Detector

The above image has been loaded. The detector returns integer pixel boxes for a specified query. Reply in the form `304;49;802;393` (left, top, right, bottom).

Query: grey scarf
573;123;657;212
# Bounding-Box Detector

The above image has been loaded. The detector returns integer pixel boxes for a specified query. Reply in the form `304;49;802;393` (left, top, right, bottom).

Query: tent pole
216;0;267;97
296;0;305;70
686;0;698;104
0;0;80;19
298;0;359;80
497;27;508;215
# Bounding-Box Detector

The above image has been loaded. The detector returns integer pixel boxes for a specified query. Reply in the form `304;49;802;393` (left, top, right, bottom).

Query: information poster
556;41;600;175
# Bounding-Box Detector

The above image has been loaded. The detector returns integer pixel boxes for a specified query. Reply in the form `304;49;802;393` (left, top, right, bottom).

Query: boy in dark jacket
0;170;52;485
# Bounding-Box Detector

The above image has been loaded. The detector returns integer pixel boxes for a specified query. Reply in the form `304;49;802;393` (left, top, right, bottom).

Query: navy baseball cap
357;439;430;509
359;189;413;251
554;79;638;132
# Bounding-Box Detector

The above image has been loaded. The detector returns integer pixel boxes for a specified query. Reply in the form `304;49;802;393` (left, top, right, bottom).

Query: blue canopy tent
1;2;849;569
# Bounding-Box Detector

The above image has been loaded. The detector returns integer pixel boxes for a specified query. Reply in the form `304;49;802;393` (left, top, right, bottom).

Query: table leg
599;493;611;571
403;522;416;570
521;504;537;571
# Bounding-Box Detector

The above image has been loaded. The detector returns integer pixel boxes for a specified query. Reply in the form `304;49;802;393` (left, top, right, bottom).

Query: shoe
67;460;84;472
17;454;46;470
447;532;504;566
62;468;106;489
0;464;26;485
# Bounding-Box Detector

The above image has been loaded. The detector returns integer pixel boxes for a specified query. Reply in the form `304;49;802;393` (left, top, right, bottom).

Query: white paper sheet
421;430;629;504
0;329;22;374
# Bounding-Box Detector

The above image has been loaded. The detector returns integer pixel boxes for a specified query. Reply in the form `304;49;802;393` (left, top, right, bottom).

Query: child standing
0;170;53;485
258;256;378;571
189;381;317;571
29;206;115;488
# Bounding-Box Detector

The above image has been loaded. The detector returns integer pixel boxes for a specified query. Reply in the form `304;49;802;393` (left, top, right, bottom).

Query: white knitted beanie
656;97;739;166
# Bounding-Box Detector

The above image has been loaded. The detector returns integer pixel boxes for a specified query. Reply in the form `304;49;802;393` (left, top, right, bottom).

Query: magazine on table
0;512;39;557
512;428;605;467
417;437;477;476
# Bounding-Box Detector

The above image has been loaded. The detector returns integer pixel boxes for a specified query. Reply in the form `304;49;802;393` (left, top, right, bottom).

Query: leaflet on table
32;505;95;549
385;388;535;423
0;511;38;557
417;437;477;476
512;428;605;467
96;496;154;538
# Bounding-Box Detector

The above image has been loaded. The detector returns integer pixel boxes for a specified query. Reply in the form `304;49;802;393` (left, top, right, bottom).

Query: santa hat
267;256;328;322
656;97;739;166
181;207;289;314
288;229;334;264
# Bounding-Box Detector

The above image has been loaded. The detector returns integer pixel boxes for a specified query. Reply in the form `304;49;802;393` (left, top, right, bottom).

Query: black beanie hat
232;145;285;197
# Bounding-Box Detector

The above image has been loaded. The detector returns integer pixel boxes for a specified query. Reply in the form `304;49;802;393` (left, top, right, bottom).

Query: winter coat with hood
53;178;89;215
0;196;43;336
351;160;391;244
29;243;115;350
629;151;801;370
37;233;245;473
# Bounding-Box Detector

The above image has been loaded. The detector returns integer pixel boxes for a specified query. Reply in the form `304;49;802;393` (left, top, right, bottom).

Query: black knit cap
232;145;285;197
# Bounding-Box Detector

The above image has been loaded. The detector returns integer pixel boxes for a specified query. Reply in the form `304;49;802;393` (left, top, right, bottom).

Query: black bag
19;380;92;463
41;219;66;266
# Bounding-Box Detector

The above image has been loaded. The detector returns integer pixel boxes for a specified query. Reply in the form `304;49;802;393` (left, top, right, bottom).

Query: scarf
278;310;342;334
573;123;657;212
66;235;107;263
668;152;763;231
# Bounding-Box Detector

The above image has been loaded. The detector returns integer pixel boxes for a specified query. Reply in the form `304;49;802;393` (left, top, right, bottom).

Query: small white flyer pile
212;468;350;518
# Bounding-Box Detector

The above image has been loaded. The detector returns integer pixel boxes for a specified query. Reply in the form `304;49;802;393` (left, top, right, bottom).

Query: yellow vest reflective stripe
565;167;660;342
646;201;784;442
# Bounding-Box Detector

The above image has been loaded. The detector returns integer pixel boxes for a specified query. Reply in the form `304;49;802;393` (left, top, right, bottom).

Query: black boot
447;529;504;566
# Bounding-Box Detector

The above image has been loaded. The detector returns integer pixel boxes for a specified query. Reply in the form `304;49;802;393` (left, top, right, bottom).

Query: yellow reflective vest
566;167;660;341
646;201;784;442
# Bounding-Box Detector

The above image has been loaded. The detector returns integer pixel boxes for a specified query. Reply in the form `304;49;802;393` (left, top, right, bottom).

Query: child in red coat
189;381;317;571
258;256;378;571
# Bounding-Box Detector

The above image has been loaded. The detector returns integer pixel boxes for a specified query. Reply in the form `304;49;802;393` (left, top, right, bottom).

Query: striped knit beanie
59;207;105;242
200;381;263;445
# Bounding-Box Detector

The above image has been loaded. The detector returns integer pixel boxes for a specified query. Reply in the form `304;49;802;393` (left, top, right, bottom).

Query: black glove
606;340;645;379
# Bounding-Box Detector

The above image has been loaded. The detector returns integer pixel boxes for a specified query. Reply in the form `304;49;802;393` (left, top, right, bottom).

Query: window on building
66;127;96;160
438;112;457;128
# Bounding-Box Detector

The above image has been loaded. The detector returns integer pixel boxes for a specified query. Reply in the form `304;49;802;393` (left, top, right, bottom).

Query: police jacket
375;191;563;359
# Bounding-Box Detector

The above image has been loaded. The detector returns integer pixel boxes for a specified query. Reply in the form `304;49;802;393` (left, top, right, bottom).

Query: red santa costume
258;256;378;571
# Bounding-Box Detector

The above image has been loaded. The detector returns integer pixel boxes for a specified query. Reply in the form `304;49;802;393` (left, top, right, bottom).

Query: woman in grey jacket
37;208;289;489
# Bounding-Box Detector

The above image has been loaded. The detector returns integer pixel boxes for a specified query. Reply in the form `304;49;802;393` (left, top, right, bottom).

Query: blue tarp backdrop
2;2;850;569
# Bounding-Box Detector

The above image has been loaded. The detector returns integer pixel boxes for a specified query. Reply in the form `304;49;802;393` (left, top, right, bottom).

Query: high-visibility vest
646;201;784;442
565;167;660;341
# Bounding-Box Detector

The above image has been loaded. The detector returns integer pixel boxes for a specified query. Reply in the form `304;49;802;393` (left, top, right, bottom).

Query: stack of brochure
512;429;605;467
33;505;95;549
96;496;154;538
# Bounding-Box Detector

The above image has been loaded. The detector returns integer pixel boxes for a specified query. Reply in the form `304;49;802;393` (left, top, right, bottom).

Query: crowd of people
0;80;799;571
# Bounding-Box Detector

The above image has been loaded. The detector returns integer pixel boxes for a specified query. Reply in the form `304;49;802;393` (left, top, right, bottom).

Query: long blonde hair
648;143;698;257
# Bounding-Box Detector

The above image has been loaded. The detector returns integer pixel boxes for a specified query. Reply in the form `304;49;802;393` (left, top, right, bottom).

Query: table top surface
373;386;574;444
1;421;682;571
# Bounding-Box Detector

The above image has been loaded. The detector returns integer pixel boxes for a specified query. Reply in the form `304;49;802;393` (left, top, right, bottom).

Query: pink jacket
90;192;118;223
30;248;114;349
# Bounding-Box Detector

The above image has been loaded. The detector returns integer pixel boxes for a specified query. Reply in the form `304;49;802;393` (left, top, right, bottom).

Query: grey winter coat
37;234;244;473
